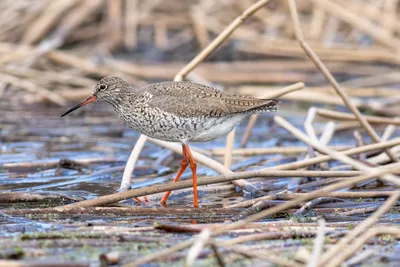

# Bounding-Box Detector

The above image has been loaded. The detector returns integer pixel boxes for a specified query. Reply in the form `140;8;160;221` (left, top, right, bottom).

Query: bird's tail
247;99;280;114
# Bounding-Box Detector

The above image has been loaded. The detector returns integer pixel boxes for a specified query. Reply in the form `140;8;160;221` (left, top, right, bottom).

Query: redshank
61;76;279;208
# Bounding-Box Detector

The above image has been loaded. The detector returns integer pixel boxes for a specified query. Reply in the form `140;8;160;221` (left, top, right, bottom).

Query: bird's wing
146;81;279;117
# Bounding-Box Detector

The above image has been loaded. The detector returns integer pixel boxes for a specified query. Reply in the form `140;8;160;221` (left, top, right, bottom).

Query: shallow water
1;103;398;266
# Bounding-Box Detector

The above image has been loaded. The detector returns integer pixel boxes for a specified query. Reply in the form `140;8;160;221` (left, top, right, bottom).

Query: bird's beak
61;95;97;117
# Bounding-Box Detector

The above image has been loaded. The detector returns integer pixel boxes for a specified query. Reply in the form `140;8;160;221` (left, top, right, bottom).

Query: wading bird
62;76;279;207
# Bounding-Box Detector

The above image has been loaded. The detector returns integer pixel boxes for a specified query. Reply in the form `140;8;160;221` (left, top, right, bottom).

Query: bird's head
61;76;129;117
94;76;129;101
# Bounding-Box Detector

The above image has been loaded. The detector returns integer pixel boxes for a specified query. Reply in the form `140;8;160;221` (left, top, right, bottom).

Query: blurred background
1;0;400;111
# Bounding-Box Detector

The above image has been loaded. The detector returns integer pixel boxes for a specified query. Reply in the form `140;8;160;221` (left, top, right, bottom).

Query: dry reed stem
211;145;350;156
224;130;235;168
276;90;362;106
304;107;319;142
344;250;375;266
368;145;400;165
240;114;258;147
316;108;400;126
287;0;398;162
307;219;326;267
308;110;335;167
306;86;399;97
119;134;147;192
309;4;326;40
185;229;211;267
353;130;367;160
319;122;336;145
340;71;400;88
261;81;305;100
381;124;396;141
321;192;400;266
339;206;379;216
294;197;345;216
209;243;225;267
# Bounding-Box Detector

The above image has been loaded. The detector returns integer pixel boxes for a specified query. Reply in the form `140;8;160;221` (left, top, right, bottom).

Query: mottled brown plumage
61;76;279;208
143;81;278;117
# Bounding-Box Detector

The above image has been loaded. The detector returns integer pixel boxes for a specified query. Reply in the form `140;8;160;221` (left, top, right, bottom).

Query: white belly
189;115;246;142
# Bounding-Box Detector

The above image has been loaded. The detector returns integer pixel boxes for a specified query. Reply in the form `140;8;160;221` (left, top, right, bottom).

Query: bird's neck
105;95;128;113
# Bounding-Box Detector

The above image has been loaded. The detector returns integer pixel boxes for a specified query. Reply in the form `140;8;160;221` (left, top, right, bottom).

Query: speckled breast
114;105;246;143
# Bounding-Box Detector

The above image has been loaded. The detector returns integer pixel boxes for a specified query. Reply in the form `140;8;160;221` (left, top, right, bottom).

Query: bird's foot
135;196;150;203
160;200;167;208
117;185;150;204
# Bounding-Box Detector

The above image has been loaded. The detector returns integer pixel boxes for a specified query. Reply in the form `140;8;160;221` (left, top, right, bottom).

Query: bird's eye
99;84;107;90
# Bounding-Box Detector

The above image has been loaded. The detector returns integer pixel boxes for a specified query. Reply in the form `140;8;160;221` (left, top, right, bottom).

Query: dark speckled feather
140;81;278;117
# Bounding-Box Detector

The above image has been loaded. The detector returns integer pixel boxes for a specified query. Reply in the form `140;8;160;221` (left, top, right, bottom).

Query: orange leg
160;144;188;207
183;144;198;208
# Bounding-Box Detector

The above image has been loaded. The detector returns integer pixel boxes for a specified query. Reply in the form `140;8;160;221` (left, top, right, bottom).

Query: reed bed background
1;0;400;266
